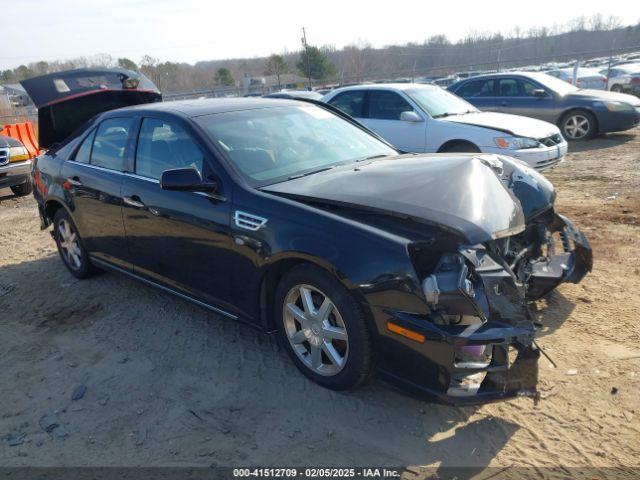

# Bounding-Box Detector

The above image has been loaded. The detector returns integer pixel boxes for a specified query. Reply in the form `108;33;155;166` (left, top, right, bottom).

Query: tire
438;141;481;153
611;84;623;93
560;110;596;141
10;179;33;197
274;264;373;390
53;208;99;279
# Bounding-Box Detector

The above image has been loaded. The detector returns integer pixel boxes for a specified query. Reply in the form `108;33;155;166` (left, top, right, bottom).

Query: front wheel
10;179;33;197
275;264;373;390
53;209;99;279
611;84;623;93
561;110;596;141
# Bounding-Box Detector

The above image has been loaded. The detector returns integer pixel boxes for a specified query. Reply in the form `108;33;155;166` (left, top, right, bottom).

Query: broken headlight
421;253;488;319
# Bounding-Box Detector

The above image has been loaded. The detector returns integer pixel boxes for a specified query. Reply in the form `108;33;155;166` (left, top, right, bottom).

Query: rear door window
457;79;495;97
327;90;366;117
367;90;414;120
91;117;135;171
135;118;204;180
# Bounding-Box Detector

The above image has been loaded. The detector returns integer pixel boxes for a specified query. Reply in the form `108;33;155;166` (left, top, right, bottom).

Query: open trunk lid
21;68;162;149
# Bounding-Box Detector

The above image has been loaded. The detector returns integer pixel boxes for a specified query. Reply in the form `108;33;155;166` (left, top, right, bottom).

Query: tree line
2;15;639;92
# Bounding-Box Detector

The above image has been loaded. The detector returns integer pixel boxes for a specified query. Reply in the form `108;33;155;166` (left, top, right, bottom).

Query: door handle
123;195;145;208
500;101;508;106
66;176;82;187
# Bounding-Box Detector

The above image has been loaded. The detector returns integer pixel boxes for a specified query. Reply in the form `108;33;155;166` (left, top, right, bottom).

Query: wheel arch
437;139;481;153
43;196;77;229
558;107;600;134
258;253;372;333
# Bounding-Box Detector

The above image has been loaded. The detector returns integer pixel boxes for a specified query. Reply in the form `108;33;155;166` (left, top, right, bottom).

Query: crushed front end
372;157;592;404
374;248;542;404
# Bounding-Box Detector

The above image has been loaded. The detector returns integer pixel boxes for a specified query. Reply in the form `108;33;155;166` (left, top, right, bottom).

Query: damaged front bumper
525;213;593;300
370;209;591;404
375;307;540;404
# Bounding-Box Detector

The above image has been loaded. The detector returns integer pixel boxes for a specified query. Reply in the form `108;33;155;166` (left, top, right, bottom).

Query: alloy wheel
283;284;349;376
564;114;590;140
58;219;82;270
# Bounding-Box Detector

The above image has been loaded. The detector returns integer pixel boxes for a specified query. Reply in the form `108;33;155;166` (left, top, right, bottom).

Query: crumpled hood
441;111;559;139
262;154;526;244
567;89;640;106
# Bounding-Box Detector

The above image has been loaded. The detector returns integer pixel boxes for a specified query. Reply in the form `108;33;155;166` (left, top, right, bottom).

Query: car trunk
21;68;162;149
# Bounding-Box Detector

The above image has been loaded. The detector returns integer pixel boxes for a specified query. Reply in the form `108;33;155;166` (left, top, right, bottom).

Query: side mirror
532;89;548;98
400;111;423;122
160;168;217;193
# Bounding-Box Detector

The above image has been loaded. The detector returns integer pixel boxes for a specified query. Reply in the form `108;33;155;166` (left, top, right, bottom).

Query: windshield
532;73;578;94
195;105;396;186
406;87;478;117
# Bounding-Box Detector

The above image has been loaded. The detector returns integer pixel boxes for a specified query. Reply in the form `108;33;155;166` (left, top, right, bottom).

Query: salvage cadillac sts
27;69;593;403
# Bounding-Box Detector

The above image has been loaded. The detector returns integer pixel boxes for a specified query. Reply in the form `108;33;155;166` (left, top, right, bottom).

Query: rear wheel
611;84;623;93
53;209;99;279
560;110;596;141
275;264;373;390
10;179;33;197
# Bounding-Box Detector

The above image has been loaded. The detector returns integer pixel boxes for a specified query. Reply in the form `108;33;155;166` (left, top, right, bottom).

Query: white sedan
322;83;568;171
599;63;640;93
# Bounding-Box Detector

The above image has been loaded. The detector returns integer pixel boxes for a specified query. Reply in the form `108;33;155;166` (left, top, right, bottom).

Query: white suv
323;83;568;171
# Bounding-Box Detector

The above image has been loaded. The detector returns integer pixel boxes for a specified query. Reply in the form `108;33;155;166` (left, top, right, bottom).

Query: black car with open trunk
25;68;593;403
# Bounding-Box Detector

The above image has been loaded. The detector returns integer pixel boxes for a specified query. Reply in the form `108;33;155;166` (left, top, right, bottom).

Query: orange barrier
1;122;42;158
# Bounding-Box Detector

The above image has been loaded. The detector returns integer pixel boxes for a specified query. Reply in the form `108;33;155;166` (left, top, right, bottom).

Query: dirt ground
0;130;639;474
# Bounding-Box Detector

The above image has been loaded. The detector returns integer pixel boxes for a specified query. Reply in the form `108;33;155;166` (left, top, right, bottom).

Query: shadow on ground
567;132;635;153
0;255;521;468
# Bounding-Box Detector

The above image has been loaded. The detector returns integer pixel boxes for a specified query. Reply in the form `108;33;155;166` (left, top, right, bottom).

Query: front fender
229;188;430;324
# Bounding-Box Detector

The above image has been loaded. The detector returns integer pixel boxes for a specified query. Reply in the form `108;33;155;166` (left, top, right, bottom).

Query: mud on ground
0;130;639;472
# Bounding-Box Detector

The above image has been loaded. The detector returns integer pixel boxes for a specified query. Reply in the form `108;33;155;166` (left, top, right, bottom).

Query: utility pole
301;27;312;90
606;38;617;90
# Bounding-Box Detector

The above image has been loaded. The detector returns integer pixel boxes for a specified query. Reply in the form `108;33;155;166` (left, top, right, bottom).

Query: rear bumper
0;160;32;189
482;142;567;171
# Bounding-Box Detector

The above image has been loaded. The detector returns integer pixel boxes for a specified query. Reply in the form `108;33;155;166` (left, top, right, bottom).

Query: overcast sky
2;0;640;70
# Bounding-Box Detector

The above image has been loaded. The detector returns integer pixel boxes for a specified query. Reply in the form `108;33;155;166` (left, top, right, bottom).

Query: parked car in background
26;68;593;403
431;75;459;87
545;68;607;90
323;83;567;171
599;63;640;95
0;132;33;197
263;90;324;100
449;72;640;140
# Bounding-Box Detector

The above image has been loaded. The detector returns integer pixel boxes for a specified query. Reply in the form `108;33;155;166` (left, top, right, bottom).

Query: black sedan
449;71;640;140
27;68;592;404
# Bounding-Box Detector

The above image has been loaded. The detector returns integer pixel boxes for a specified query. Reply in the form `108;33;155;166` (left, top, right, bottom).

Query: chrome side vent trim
234;210;267;231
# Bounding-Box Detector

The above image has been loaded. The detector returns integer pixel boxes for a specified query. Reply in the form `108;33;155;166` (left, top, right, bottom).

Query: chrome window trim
67;161;125;175
67;162;226;201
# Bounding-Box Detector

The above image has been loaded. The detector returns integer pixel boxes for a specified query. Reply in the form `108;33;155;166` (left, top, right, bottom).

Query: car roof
452;71;557;85
616;63;640;72
111;97;304;118
554;67;601;74
330;83;439;93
